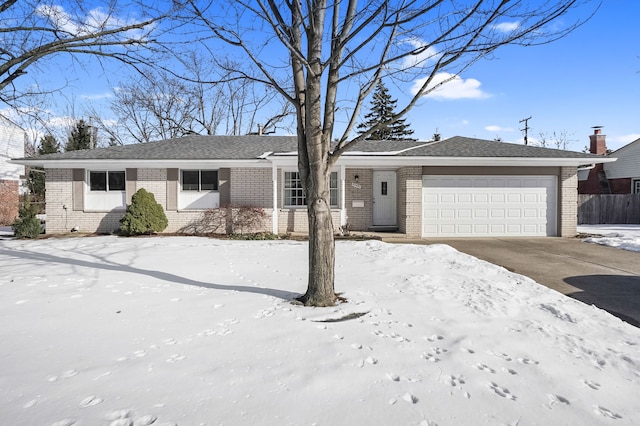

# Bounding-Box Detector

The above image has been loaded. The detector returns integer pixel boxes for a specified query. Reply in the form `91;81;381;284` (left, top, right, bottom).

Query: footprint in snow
489;382;516;400
583;380;601;390
52;419;76;426
402;393;419;404
474;363;496;373
23;399;38;408
546;394;571;406
594;406;622;419
517;357;539;365
80;395;103;407
426;334;444;342
48;369;78;382
166;354;186;363
133;414;158;425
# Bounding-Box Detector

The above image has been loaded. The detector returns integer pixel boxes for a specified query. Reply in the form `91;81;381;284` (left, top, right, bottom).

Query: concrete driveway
385;237;640;327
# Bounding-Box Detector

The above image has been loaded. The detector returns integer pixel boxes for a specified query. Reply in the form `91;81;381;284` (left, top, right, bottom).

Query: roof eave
10;158;271;169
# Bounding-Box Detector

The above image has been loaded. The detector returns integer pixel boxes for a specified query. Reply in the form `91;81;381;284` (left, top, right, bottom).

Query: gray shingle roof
19;134;604;162
26;135;299;161
393;137;604;159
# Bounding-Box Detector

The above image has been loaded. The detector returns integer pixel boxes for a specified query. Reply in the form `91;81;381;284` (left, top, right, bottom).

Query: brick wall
344;168;372;231
0;179;19;224
45;169;124;234
230;168;272;207
559;166;578;237
397;167;422;237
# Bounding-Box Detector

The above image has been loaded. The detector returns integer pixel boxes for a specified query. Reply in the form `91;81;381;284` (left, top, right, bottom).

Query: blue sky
397;1;640;151
4;1;638;153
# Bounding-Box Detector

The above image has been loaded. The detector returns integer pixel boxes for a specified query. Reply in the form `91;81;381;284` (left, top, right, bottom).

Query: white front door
373;171;397;226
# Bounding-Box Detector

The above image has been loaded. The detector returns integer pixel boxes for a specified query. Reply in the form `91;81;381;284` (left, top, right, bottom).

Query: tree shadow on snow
0;246;300;301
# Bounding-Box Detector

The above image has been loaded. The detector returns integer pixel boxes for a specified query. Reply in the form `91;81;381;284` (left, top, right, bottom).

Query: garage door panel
422;175;557;237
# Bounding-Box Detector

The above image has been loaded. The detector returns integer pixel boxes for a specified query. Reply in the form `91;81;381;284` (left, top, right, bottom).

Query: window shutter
219;168;230;206
166;168;178;211
126;168;137;204
72;169;84;211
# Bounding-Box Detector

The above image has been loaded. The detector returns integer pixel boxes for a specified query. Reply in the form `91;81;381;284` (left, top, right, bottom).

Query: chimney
589;126;607;155
258;124;263;136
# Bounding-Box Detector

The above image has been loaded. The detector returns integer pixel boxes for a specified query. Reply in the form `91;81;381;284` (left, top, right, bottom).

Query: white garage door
422;175;557;237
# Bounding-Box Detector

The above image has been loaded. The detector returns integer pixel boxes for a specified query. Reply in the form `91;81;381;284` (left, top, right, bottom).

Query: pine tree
357;80;416;141
65;119;94;151
26;135;60;205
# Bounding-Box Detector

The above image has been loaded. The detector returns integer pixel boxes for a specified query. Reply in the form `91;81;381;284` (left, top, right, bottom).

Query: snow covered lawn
578;224;640;253
1;235;638;426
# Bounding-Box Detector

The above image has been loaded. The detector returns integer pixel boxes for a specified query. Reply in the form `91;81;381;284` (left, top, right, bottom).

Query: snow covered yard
578;225;640;253
1;235;639;426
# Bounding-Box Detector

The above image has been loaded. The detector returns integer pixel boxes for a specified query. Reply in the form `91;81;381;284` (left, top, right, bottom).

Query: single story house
578;128;640;194
12;135;614;238
0;116;25;224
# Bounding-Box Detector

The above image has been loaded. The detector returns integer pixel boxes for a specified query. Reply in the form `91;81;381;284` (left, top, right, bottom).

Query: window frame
181;169;219;192
88;170;125;192
283;170;339;208
632;178;640;194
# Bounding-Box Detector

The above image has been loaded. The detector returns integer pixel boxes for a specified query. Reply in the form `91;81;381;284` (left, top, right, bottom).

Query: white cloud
81;92;113;100
412;72;491;100
402;38;439;68
486;125;513;133
615;134;640;145
36;5;152;40
494;22;520;32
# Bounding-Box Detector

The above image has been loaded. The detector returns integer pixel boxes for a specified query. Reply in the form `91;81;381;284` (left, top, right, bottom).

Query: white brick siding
559;166;578;237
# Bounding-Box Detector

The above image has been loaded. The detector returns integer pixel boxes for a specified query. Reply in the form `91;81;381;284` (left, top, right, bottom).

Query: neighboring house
578;128;640;194
603;138;640;194
12;135;613;237
0;116;25;224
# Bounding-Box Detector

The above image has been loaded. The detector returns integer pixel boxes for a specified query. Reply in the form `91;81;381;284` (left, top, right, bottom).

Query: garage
422;175;557;237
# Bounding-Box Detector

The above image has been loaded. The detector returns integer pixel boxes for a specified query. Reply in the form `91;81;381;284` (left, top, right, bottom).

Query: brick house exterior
0;116;25;225
578;129;640;195
13;135;612;237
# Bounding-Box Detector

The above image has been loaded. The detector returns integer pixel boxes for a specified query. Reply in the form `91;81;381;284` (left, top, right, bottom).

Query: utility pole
519;116;531;145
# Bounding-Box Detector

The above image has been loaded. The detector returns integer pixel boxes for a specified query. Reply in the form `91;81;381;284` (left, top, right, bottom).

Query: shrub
119;188;168;236
179;205;266;236
11;199;42;239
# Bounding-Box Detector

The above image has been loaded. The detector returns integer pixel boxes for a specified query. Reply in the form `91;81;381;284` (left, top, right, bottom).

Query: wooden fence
578;194;640;224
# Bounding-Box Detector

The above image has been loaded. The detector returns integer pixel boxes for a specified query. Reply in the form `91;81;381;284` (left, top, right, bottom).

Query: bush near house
119;189;168;236
11;198;42;239
179;205;267;236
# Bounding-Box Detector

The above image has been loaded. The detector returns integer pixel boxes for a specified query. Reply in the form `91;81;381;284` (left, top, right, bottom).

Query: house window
284;171;338;208
182;170;218;191
633;179;640;194
89;171;125;191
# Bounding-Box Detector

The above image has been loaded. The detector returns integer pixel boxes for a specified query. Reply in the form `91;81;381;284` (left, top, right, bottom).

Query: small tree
11;198;42;239
119;189;168;236
357;81;415;141
65;120;94;151
26;135;60;204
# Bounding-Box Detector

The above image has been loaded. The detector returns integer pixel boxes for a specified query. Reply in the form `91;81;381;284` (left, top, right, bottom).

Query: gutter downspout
272;163;278;234
340;164;347;228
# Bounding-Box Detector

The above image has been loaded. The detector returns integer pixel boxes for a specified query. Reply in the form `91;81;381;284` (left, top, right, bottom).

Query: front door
372;171;397;226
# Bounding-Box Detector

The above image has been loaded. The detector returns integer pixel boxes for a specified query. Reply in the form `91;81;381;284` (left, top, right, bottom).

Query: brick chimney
589;126;607;155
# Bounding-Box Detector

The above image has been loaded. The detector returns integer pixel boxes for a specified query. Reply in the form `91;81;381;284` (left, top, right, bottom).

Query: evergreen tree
357;81;416;141
26;135;60;206
65;119;94;151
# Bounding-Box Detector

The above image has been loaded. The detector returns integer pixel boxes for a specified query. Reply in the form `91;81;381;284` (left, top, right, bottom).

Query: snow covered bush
11;198;42;239
119;189;168;236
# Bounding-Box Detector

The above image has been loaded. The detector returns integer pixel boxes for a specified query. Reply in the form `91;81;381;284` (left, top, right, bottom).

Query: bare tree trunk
298;169;336;306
